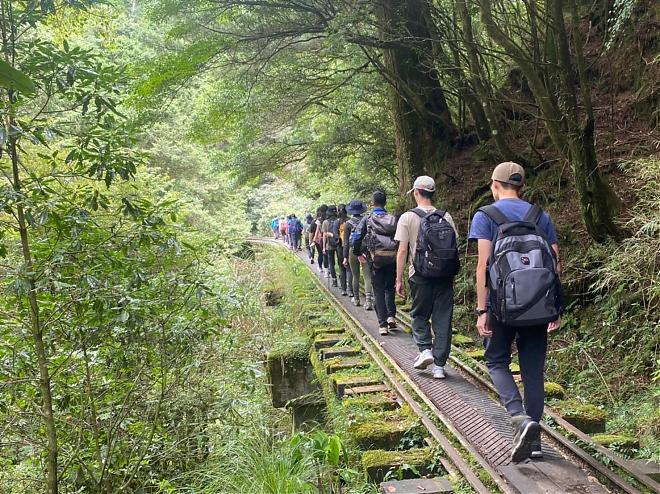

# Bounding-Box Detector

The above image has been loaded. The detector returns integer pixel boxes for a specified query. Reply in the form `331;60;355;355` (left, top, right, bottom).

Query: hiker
395;176;460;380
304;214;316;263
279;216;286;242
271;217;280;239
353;191;398;335
322;205;340;286
290;214;303;251
313;206;328;274
469;162;562;463
337;204;349;296
343;199;374;309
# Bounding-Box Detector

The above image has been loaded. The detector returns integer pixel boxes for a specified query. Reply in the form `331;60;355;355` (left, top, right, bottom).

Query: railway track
250;238;658;494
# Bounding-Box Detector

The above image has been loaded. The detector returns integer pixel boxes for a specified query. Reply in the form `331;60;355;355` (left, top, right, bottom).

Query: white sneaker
387;316;397;329
325;271;331;278
379;326;389;336
432;365;446;379
413;349;434;369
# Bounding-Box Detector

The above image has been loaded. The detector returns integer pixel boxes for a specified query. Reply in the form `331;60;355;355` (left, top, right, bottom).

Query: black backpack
479;204;561;327
366;212;398;268
411;208;460;279
327;218;341;249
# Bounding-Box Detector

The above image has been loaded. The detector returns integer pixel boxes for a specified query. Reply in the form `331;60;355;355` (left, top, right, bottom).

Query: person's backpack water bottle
479;204;561;326
411;208;460;279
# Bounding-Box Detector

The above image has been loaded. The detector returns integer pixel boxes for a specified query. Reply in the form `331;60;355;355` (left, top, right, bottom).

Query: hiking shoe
352;297;361;307
530;438;543;459
347;291;354;298
310;259;314;264
326;271;331;278
413;349;434;369
341;289;347;296
432;365;446;379
364;297;373;311
387;316;397;329
510;415;541;463
331;279;338;287
379;326;389;336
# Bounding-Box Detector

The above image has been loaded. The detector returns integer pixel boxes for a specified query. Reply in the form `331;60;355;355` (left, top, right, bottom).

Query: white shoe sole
432;371;446;379
413;354;434;369
379;328;389;335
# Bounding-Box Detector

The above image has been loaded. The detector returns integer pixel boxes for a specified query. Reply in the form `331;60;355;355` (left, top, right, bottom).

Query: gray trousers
484;315;547;422
348;252;373;299
409;275;454;366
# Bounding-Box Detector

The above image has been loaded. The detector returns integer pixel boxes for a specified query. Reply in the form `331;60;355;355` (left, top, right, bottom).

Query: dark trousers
409;275;454;366
337;247;347;290
315;244;326;268
371;262;396;327
484;315;548;422
327;249;338;281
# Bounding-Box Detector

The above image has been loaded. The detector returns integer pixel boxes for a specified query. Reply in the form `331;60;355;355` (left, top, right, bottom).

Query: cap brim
406;188;415;194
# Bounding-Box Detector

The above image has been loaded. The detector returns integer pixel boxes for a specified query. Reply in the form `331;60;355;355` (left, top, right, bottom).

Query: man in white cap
469;161;562;463
395;176;459;379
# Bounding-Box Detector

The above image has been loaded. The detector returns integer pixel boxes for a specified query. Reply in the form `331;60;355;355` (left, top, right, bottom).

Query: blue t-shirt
468;198;558;244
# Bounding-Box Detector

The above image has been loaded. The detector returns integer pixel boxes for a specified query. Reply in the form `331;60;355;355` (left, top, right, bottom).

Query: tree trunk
9;131;59;494
373;0;457;199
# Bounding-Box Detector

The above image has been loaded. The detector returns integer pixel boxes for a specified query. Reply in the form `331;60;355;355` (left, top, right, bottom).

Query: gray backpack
479;204;561;327
366;212;398;268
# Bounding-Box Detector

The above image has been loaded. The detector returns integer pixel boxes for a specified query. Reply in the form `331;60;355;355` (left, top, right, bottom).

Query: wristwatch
475;308;488;316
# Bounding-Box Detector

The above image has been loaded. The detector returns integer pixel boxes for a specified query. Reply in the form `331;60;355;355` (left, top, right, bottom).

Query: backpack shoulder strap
523;204;543;225
410;208;425;218
478;205;509;226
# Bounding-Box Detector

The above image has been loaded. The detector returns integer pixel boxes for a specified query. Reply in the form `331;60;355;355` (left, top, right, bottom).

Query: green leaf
326;435;341;466
0;60;36;95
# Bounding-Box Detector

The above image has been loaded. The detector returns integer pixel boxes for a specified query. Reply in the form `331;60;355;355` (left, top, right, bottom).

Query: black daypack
327;218;341;249
479;204;561;327
366;212;398;268
411;208;460;279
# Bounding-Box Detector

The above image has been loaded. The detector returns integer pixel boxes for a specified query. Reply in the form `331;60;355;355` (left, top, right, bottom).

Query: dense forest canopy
0;0;658;492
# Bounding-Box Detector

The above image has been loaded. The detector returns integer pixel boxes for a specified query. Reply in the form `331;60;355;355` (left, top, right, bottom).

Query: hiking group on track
273;161;562;464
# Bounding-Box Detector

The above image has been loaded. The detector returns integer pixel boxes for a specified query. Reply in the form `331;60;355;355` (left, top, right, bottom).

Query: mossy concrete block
379;477;453;493
343;393;400;414
313;327;346;337
287;393;327;432
348;408;421;450
451;334;474;348
343;384;389;397
544;381;567;400
267;339;317;408
592;434;639;453
362;448;433;483
314;335;344;349
325;357;371;374
332;375;382;397
556;401;608;433
466;349;485;361
321;346;361;360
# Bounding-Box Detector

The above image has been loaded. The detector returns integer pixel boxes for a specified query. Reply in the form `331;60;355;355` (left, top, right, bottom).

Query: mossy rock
466;348;485;361
325;357;371;374
343;393;400;414
452;334;474;347
348;407;422;450
361;447;434;483
509;363;520;373
544;382;567;400
556;400;608;433
592;434;639;453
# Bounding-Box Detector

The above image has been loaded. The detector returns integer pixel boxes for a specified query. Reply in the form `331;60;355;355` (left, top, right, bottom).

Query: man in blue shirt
352;191;398;335
271;217;280;238
469;162;562;463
